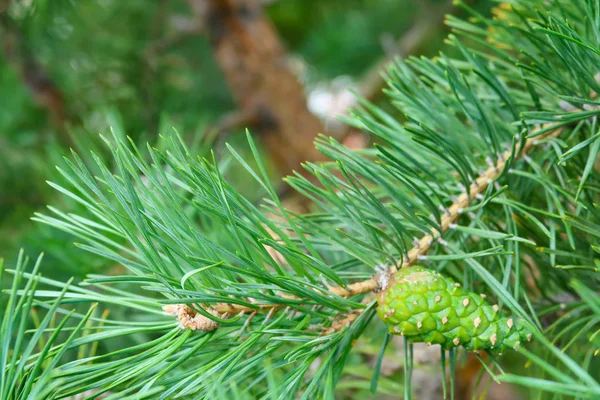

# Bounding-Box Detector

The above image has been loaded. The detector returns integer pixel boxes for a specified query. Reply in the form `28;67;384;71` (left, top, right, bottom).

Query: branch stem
194;123;564;319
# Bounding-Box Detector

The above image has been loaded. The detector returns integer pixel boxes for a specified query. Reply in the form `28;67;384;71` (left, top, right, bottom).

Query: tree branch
320;91;598;334
144;26;204;56
168;122;567;325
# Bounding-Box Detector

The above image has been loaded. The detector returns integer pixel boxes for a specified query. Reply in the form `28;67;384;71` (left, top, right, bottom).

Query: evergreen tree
2;0;600;398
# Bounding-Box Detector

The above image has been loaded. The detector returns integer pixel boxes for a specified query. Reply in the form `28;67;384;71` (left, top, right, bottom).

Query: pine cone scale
377;265;533;352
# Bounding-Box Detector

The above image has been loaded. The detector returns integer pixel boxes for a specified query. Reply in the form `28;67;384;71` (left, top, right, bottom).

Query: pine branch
166;121;566;325
326;93;599;333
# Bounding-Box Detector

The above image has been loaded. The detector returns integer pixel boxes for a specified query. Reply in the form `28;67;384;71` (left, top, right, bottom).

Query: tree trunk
202;0;326;177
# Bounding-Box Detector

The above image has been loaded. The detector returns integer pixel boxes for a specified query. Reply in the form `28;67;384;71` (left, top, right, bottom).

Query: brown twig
144;26;204;57
331;125;564;293
319;125;564;333
163;304;222;331
319;88;599;334
0;0;10;14
164;0;574;331
322;294;377;335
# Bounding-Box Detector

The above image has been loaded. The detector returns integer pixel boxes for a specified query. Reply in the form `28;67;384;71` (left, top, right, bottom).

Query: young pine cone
377;265;532;352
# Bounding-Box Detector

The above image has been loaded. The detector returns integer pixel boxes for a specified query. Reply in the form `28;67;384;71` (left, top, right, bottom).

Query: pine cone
377;265;532;352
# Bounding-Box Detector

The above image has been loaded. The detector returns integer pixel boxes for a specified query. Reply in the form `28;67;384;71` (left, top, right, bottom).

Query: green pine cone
377;265;532;352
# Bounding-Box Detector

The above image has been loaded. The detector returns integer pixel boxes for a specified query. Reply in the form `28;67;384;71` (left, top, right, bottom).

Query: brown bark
198;0;326;177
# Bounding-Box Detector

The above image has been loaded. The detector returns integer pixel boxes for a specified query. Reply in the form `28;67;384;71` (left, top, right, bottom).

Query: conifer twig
331;124;565;296
321;87;598;333
169;123;565;327
321;124;564;333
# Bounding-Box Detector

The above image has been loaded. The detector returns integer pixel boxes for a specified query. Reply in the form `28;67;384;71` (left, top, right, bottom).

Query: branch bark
189;0;468;175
